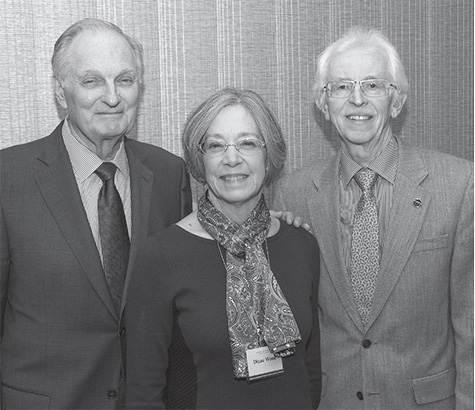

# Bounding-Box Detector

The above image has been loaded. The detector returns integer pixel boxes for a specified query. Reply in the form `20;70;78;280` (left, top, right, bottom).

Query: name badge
246;346;284;382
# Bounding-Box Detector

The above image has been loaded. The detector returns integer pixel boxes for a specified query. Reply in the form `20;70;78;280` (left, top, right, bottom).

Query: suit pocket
412;367;455;404
1;383;51;409
413;234;449;253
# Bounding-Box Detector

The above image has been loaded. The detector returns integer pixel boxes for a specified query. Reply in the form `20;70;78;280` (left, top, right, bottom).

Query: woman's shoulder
151;212;217;258
271;218;318;245
138;221;215;280
175;211;214;239
270;220;320;262
151;223;186;244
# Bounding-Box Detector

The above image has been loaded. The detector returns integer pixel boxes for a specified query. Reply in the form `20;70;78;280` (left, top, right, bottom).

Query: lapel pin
413;198;422;208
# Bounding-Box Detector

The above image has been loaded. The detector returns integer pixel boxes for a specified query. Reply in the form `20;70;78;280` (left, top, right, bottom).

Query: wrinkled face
321;46;405;156
55;30;140;146
202;104;267;219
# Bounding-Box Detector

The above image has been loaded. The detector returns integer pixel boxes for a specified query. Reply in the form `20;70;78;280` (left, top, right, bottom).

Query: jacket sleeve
0;192;9;406
450;165;474;409
305;237;322;409
127;236;173;409
0;199;9;341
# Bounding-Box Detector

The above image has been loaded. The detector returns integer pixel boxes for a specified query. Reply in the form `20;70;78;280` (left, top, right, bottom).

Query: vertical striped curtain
1;0;473;204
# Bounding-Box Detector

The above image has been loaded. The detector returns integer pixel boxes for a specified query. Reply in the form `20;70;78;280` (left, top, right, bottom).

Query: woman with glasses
127;87;321;409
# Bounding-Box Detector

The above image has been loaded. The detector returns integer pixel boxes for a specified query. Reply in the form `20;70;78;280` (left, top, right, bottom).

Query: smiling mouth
346;115;373;121
220;175;248;182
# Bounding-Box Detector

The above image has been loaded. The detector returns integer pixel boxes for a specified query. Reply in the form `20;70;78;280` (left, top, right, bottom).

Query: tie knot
95;162;117;182
354;168;378;192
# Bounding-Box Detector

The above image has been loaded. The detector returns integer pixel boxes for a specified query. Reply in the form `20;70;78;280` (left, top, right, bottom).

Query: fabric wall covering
1;0;473;203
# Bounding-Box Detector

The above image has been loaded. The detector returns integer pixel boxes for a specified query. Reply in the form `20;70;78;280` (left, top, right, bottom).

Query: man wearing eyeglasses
275;26;473;409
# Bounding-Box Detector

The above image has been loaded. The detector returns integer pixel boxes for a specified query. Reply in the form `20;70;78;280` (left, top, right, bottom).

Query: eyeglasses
324;79;396;98
198;138;266;157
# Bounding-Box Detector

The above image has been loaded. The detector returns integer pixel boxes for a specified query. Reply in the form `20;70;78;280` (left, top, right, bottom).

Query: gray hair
182;87;286;186
52;18;144;84
314;26;409;108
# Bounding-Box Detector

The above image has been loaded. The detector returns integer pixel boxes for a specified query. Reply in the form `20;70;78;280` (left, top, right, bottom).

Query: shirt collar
340;136;399;187
62;117;129;183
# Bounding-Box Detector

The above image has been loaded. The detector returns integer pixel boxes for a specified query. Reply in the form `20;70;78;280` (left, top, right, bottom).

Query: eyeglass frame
198;138;266;157
323;79;397;99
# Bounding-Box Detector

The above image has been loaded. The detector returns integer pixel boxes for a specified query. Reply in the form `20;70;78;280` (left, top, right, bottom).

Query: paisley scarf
197;192;301;379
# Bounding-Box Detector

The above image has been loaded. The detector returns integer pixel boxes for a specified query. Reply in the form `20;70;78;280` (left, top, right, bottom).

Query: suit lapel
310;153;365;332
366;142;431;329
121;140;154;312
35;128;117;319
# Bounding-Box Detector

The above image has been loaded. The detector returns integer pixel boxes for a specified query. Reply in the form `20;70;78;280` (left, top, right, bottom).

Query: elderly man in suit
275;27;473;409
0;18;191;409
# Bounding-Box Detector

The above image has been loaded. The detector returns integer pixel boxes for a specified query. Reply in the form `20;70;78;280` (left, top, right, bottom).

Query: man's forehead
328;46;389;80
69;29;131;57
67;30;137;72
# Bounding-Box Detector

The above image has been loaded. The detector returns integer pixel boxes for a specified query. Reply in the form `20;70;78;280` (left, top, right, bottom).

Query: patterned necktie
350;168;380;327
95;162;130;313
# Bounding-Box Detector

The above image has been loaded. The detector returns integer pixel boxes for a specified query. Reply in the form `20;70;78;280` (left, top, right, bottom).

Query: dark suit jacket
0;123;192;409
274;139;473;409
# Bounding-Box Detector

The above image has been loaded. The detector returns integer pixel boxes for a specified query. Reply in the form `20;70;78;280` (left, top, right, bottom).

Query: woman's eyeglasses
199;138;266;157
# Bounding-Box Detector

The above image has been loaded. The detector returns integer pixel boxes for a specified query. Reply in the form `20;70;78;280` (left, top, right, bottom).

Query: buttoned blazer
0;123;192;409
274;139;473;410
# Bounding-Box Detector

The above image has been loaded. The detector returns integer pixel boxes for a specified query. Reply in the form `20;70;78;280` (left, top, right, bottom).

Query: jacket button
362;339;372;348
107;389;117;399
120;327;126;337
357;391;364;400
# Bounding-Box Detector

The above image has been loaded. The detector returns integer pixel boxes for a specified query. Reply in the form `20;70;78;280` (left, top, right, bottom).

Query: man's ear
54;79;68;110
316;94;331;121
390;91;407;119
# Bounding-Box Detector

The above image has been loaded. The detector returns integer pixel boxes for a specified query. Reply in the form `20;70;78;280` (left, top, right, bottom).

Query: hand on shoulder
270;210;311;232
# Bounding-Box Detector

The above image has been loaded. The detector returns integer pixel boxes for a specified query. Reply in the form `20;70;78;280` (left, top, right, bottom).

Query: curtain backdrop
1;0;473;203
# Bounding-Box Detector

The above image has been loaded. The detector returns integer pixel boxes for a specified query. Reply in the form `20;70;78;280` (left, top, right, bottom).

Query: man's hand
270;210;311;232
